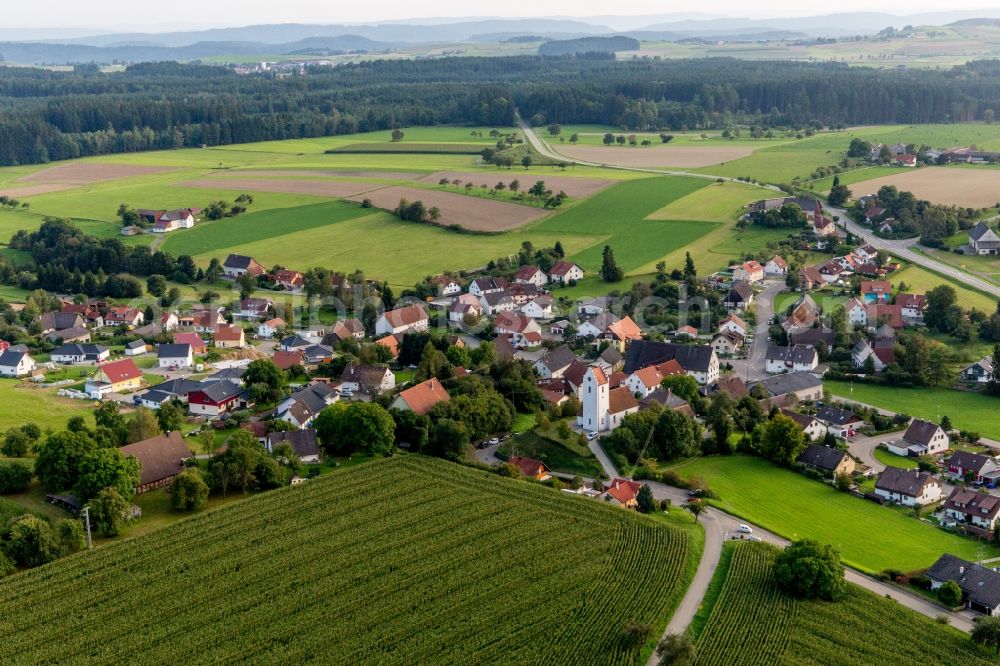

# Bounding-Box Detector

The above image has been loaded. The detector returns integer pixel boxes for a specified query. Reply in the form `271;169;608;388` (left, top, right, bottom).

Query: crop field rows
0;456;697;665
693;542;995;665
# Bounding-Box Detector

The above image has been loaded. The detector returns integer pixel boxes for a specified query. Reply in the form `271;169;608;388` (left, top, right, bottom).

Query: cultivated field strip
694;542;996;666
0;456;696;664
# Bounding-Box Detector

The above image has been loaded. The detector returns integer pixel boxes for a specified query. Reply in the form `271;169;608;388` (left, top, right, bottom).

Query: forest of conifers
1;56;999;166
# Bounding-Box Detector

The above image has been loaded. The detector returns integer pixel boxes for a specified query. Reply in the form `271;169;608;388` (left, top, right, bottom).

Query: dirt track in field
419;171;612;198
850;167;1000;208
0;184;77;198
19;163;175;185
177;177;385;198
556;145;756;168
346;186;549;232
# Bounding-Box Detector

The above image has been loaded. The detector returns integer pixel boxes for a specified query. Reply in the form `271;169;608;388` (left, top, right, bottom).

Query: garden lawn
671;455;1000;572
824;380;1000;441
0;380;95;431
872;447;919;470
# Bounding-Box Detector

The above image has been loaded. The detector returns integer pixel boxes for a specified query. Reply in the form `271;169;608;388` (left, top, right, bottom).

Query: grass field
693;542;994;665
647;181;765;222
0;456;701;664
891;262;997;312
500;428;602;477
825;380;1000;441
872;447;920;470
672;455;999;572
0;380;95;432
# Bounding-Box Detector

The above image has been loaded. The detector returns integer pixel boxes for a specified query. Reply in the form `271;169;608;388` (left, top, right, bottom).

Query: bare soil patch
19;163;175;185
346;186;549;232
219;169;423;180
0;184;77;198
177;178;385;198
557;145;756;168
419;171;612;198
850;167;1000;208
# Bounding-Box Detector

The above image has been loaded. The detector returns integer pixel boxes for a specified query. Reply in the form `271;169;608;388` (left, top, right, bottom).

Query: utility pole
81;507;92;549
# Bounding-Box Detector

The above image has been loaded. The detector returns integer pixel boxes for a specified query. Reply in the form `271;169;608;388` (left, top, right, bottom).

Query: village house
961;357;994;384
277;383;338;428
814;406;863;439
273;269;304;290
578;296;611;316
600;316;644;352
533;346;578;379
213;325;246;349
782;294;820;334
851;340;894;372
257;317;286;339
339;364;396;395
494;312;542;339
376;335;400;360
853;245;879;263
61;302;104;327
724;282;754;311
235;298;272;321
942;490;1000;533
860;280;891;303
37;311;86;336
104;306;144;328
327;318;366;343
505;282;539;306
886;418;950;457
864;206;886;225
789;328;834;348
376;304;429;336
449;295;484;324
604;478;641;508
623;340;719;386
479;290;516;315
173;332;207;354
85;358;143;397
548;261;584;284
272;349;304;371
429;275;462;296
578;366;639;433
717;314;748;338
222;254;265;279
188;381;244;417
138;208;197;233
468;277;509;297
710;330;744;356
577;312;620;339
782;410;828;441
927;554;1000;616
51;343;110;364
514;265;548;287
507;456;551;481
968;221;1000;256
190;307;226;333
266;429;322;464
764;344;818;374
0;350;36;378
120;431;190;493
896;293;926;321
764;255;787;276
732;260;764;284
875;467;943;506
812;216;837;237
157;343;194;369
624;360;685;398
797;443;854;476
391;377;451;415
124;340;149;357
753;372;824;405
520;294;554;319
944;451;1000;487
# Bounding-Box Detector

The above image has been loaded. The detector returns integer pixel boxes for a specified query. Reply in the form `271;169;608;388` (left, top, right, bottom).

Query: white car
488;437;499;446
587;431;599;441
737;524;753;534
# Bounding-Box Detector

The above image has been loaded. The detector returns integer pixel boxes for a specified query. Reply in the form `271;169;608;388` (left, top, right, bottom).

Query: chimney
959;566;966;575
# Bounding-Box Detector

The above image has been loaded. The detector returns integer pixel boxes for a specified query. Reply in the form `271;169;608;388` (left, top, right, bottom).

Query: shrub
773;540;844;601
937;580;962;607
0;460;33;494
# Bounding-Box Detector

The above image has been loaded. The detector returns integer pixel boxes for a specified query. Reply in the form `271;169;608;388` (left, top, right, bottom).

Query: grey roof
280;335;314;349
481;291;513;306
623;341;714;374
267;428;321;459
639;387;690;411
797;444;849;472
154;378;204;397
192;380;242;403
0;350;28;368
969;221;1000;243
340;364;391;391
51;343;107;357
876;466;936;497
599;346;623;366
126;340;148;349
765;344;816;365
283;383;336;421
904;419;943;446
224;254;256;269
789;328;834;347
815;406;861;426
963;358;994;376
139;389;173;405
538;345;577;374
927;554;1000;611
207;367;246;382
946;450;994;474
157;343;192;359
753;372;822;398
726;281;753;302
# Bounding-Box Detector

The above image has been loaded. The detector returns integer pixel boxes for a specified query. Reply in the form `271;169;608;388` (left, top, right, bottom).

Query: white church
577;366;639;433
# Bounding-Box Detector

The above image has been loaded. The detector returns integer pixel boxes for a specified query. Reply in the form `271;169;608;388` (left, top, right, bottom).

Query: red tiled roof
608;386;639;414
273;349;304;370
173;332;206;350
383;304;427;328
549;261;580;277
97;358;142;383
606;478;641;505
214;325;245;342
397;377;451;415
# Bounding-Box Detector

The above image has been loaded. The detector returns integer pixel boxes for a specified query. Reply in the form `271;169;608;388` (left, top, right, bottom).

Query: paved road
729;279;785;383
831;205;1000;299
847;430;907;470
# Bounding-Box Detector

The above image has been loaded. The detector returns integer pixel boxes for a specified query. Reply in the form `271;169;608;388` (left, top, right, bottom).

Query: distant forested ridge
1;57;999;166
538;36;640;56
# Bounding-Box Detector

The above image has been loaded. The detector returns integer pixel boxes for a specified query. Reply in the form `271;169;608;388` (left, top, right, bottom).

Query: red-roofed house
860;280;891;303
508;456;551;480
85;358;143;397
273;349;305;370
173;332;207;354
273;269;304;290
601;316;644;351
105;306;144;328
213;325;246;348
605;478;641;508
549;261;584;284
376;304;429;336
493;312;541;338
732;260;764;283
514;265;548;287
376;335;400;359
764;255;788;276
391;377;451;415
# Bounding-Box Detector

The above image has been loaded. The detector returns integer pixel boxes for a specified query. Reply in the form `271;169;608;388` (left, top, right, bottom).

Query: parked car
488;437;499;446
737;524;753;534
587;431;599;441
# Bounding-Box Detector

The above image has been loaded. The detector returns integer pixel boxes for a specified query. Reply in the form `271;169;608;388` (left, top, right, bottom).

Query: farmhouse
549;261;584;284
85;358;142;396
875;467;942;506
927;554;1000;616
138;208;197;233
50;343;109;364
797;444;854;477
266;429;322;464
376;304;429;336
391;378;451;415
764;345;817;374
0;350;35;378
223;254;265;279
120;431;190;493
968;221;1000;255
157;343;194;369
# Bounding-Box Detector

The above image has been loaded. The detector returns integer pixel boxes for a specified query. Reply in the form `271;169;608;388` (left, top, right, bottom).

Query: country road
729;279;784;383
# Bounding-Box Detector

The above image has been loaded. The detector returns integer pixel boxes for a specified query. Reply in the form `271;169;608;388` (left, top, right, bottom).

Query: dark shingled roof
875;466;937;497
623;340;714;374
120;431;189;487
267;428;321;459
796;444;848;472
927;553;1000;611
752;372;822;398
904;419;943;446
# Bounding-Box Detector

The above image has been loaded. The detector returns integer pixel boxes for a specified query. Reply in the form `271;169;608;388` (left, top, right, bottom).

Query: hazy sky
8;1;1000;29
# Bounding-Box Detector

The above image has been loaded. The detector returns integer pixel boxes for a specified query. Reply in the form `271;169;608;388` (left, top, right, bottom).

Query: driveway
847;430;907;471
